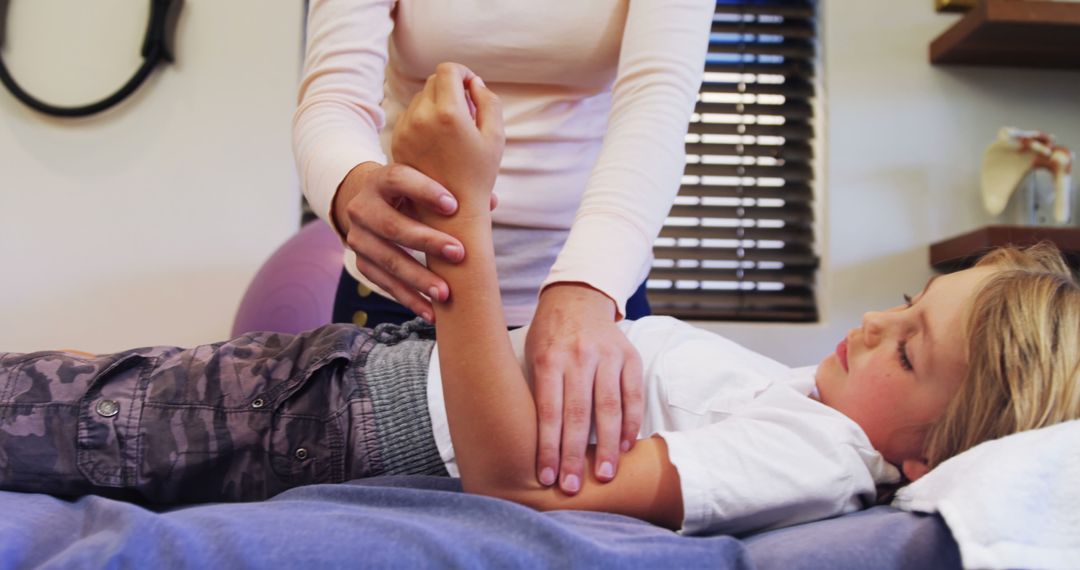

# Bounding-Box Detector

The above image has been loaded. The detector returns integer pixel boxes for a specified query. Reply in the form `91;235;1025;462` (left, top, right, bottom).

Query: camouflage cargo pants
0;320;447;504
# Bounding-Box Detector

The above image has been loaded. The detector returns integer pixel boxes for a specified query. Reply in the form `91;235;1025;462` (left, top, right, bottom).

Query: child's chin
813;355;841;395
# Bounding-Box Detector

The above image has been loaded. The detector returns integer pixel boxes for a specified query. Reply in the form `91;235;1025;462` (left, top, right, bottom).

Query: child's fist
392;63;505;207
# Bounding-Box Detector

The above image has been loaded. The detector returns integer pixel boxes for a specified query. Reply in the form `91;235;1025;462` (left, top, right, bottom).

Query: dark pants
0;321;445;505
332;269;652;328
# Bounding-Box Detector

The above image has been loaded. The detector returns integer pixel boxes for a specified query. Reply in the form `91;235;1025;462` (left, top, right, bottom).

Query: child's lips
836;338;849;372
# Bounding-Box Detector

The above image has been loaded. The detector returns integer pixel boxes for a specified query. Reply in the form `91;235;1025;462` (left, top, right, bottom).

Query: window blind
648;0;820;322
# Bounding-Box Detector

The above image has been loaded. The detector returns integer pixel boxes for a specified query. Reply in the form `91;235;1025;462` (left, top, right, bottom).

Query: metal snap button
95;399;120;418
251;398;265;409
294;448;309;460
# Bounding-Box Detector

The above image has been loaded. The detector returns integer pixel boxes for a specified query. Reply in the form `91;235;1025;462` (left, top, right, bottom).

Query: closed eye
898;340;913;371
903;293;913;308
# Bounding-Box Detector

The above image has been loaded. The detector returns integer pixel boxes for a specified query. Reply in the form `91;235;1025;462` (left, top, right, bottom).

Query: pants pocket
0;350;153;497
138;360;351;503
137;327;363;502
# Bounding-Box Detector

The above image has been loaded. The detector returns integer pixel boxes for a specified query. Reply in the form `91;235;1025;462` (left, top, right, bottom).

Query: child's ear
901;458;931;482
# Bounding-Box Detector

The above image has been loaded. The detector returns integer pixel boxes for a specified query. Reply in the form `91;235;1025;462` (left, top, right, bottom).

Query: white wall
0;1;304;352
703;0;1080;365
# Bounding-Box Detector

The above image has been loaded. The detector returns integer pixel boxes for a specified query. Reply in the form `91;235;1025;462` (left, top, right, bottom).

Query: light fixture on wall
0;0;183;117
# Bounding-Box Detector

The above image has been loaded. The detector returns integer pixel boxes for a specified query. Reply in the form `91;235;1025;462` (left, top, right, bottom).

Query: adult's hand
332;162;461;321
332;146;497;320
526;283;644;495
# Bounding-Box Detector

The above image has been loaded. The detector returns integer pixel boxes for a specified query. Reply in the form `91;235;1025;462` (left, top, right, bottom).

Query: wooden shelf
930;0;1080;69
930;225;1080;271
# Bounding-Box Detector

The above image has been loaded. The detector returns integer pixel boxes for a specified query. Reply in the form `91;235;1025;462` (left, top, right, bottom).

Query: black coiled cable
0;0;182;117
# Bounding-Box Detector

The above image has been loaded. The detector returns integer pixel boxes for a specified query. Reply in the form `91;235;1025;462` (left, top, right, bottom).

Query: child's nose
860;311;885;348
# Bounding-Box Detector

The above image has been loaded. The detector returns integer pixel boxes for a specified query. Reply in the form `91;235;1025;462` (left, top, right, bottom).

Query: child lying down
2;64;1079;536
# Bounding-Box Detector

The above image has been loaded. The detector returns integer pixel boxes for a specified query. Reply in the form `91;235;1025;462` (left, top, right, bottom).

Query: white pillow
893;419;1080;570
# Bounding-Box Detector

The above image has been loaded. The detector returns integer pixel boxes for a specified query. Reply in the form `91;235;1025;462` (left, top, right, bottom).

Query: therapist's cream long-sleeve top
293;0;713;325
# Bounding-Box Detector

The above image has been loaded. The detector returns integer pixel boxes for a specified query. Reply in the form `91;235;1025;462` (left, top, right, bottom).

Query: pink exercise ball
231;221;344;336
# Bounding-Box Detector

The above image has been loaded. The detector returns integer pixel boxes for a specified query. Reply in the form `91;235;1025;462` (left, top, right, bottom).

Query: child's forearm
396;66;682;526
421;202;542;494
423;214;683;526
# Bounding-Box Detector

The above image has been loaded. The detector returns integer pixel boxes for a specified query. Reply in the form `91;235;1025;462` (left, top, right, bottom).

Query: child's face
815;266;997;478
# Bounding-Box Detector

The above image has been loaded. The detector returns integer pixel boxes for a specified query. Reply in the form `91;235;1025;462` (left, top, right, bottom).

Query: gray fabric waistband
364;320;448;477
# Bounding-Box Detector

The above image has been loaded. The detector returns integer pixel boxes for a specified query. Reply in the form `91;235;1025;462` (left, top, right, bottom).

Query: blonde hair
923;243;1080;469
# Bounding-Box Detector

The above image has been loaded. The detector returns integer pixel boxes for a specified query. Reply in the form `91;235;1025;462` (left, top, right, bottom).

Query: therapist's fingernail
429;286;441;302
438;194;457;214
562;474;580;494
621;439;631;453
598;461;614;479
442;244;463;261
539;468;555;486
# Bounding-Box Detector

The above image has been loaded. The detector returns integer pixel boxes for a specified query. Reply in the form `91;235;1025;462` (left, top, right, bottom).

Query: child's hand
392;63;504;209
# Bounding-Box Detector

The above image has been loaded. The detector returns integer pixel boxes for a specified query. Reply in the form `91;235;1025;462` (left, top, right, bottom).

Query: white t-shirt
426;316;901;536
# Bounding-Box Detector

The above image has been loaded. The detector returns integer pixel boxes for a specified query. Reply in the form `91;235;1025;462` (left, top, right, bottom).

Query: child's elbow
459;473;552;511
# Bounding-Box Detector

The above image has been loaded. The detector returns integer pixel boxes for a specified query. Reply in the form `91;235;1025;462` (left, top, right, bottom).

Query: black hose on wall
0;0;182;118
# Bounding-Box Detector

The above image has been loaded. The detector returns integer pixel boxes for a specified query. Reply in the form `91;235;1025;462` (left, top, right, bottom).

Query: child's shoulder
619;315;711;339
621;316;790;378
622;316;778;355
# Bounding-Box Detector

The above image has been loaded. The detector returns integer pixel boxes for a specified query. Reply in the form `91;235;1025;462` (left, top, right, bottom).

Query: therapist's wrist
538;282;617;321
331;161;382;235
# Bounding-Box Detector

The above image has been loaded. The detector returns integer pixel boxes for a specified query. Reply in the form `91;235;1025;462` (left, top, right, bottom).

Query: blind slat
677;183;813;201
695;100;812;119
647;289;816;308
683;163;813;181
708;40;815;59
659;224;814;241
652;306;818;322
652;246;817;265
648;267;815;286
685;142;813;160
667;203;813;222
701;80;814;98
705;61;813;75
688;120;813;140
713;4;815;18
711;22;815;38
